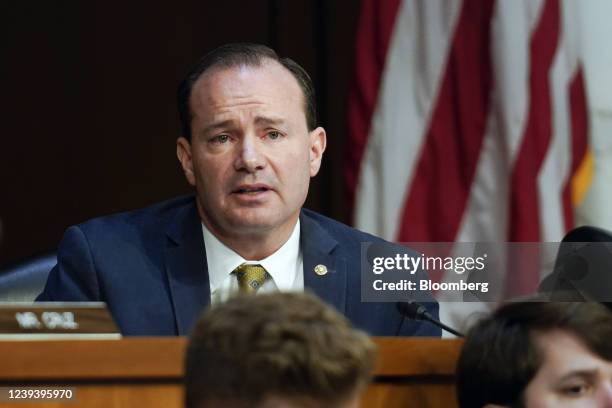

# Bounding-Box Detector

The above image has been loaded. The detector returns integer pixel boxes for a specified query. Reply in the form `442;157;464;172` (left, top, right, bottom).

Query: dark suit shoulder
300;208;402;248
77;195;195;236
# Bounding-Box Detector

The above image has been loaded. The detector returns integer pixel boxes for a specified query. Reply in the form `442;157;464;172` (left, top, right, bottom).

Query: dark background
0;1;362;265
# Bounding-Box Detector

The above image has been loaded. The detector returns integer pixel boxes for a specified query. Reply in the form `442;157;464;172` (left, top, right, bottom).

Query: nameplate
0;302;121;339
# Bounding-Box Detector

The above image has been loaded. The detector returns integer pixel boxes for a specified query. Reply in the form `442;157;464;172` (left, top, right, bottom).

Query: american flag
346;0;593;328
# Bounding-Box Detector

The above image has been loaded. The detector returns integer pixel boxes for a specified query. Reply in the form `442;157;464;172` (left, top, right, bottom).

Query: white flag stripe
538;5;576;243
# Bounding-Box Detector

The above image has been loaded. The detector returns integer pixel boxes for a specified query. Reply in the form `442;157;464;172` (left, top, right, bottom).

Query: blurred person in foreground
37;42;438;337
184;292;376;408
456;301;612;408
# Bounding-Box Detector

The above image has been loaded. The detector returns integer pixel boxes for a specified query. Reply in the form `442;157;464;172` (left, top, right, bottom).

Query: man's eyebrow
558;369;598;382
254;116;286;127
201;117;286;135
202;120;235;135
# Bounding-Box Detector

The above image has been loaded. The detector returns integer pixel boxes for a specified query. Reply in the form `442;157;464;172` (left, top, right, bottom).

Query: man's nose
234;135;265;173
599;382;612;407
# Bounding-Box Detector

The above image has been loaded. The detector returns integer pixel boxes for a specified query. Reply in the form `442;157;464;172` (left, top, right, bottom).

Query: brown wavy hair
185;292;376;408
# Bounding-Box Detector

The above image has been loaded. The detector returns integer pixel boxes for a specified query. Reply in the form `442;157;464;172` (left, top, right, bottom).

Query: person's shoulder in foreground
456;300;612;408
185;291;376;408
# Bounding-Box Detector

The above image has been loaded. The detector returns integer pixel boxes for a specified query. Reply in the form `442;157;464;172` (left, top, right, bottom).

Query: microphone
396;301;464;337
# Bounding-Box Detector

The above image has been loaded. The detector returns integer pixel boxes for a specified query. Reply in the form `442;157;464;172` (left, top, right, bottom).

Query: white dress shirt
202;220;304;304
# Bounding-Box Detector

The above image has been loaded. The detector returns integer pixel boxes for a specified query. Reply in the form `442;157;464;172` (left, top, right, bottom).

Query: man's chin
224;210;295;234
226;216;278;233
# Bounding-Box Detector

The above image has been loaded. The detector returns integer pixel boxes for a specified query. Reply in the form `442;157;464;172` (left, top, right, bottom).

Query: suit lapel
300;212;347;314
164;201;210;335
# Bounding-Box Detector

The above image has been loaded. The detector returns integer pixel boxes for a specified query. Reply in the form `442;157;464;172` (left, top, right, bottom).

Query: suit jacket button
314;264;328;276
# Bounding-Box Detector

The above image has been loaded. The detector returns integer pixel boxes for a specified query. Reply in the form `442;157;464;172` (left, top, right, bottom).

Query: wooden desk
364;338;462;407
0;338;462;407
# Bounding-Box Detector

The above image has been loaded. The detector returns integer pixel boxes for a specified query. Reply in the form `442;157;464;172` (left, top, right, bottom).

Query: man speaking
38;43;439;337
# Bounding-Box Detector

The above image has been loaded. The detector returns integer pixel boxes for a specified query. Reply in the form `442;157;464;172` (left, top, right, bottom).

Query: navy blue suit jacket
38;196;440;337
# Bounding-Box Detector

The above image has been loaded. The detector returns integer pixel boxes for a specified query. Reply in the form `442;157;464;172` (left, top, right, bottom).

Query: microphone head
396;301;428;320
396;302;463;337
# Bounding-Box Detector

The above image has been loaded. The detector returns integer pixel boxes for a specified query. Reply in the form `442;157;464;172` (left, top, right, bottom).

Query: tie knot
233;263;270;293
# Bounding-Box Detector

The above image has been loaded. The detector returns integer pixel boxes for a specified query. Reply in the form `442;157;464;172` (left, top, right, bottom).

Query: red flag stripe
562;67;589;231
345;0;402;221
508;0;560;244
397;0;495;242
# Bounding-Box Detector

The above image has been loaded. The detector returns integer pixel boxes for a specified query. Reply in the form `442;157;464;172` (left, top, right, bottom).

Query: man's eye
211;134;230;144
267;131;281;140
560;383;591;397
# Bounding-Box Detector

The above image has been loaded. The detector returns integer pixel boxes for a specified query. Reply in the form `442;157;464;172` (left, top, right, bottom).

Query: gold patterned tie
233;263;270;294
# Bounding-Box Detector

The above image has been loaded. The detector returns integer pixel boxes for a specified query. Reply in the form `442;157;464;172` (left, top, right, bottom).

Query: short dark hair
456;301;612;408
184;292;376;408
177;43;317;140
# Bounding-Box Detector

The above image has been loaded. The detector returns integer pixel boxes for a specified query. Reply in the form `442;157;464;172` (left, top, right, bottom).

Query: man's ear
308;126;326;177
176;136;196;186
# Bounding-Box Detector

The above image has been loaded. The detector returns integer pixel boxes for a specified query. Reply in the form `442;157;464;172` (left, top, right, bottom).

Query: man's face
522;330;612;407
177;60;326;242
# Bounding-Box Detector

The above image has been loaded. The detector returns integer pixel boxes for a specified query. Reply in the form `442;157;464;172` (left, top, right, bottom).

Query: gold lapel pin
314;264;328;276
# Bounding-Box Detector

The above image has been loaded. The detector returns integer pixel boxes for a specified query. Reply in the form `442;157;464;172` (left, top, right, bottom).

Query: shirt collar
202;220;301;292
